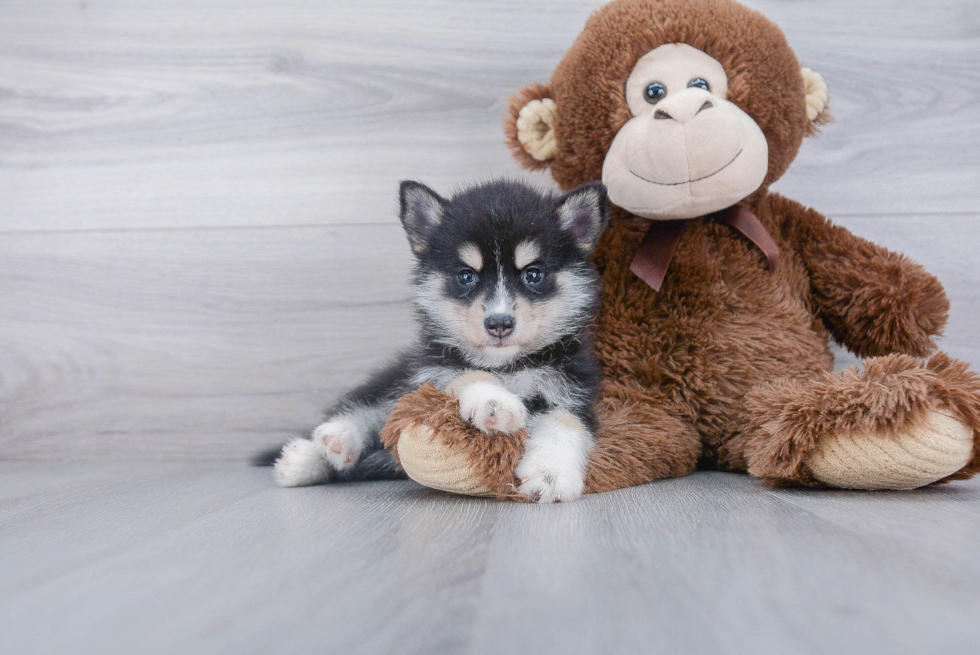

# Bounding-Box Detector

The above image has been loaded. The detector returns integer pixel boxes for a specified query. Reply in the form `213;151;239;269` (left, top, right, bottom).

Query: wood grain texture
0;224;417;458
0;0;978;460
1;463;979;654
1;215;976;460
0;0;978;233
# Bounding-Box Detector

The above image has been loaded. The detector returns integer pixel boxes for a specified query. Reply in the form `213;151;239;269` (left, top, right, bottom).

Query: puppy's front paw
457;382;528;435
515;457;585;504
312;418;364;471
274;438;331;487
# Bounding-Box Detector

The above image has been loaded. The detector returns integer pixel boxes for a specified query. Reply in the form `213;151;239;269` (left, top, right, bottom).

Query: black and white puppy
274;179;608;502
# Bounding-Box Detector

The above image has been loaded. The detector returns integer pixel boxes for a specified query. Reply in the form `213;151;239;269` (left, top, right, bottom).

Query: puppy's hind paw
457;382;528;435
313;418;364;471
274;438;332;487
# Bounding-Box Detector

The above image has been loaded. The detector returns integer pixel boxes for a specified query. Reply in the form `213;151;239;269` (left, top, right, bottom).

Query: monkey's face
504;0;832;223
601;44;769;220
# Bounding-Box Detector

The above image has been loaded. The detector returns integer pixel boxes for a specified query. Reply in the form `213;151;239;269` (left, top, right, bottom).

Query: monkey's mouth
629;149;743;187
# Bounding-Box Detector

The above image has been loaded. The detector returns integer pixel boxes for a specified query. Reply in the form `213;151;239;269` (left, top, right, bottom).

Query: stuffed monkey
381;0;980;500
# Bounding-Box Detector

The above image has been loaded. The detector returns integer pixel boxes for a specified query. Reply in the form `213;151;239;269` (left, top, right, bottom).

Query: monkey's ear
556;182;608;254
802;67;831;136
503;82;557;171
399;181;445;253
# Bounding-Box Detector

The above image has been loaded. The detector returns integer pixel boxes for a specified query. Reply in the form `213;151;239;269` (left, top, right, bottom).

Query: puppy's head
399;179;608;368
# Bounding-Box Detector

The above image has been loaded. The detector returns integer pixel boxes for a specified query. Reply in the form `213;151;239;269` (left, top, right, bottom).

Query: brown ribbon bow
629;205;779;291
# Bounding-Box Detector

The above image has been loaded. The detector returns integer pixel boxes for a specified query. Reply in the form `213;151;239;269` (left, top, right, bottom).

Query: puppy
274;179;608;502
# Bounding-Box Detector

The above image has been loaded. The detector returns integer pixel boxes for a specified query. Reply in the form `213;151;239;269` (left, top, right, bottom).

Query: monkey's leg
383;381;703;499
584;381;702;494
382;384;528;499
719;353;980;489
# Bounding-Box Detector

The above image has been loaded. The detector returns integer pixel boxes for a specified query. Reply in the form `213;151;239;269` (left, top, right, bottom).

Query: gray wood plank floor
2;462;979;654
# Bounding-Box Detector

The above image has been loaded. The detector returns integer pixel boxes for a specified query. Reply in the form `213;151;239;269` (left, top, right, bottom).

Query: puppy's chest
498;366;578;408
414;364;580;410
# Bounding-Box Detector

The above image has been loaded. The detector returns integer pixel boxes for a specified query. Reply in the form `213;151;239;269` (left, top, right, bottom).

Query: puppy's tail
343;450;407;481
250;446;282;466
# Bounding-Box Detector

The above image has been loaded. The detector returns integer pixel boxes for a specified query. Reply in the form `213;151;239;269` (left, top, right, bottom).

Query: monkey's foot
803;408;973;490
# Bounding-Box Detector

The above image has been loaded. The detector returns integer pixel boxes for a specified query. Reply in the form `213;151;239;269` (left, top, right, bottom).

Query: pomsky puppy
274;179;608;502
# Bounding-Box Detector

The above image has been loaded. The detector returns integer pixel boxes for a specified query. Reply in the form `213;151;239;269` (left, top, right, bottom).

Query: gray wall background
1;0;978;460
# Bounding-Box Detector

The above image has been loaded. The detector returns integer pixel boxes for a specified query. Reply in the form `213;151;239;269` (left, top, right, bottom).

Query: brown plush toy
380;0;980;499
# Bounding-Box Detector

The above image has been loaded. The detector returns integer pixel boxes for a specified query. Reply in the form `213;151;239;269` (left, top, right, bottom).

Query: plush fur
382;0;980;497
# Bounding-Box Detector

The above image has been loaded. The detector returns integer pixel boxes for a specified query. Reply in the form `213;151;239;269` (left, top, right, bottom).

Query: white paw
515;458;585;503
312;417;366;471
515;409;592;503
274;438;331;487
457;382;528;434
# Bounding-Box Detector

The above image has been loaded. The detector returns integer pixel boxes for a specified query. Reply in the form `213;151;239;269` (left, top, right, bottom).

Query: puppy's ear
556;182;608;254
399;181;445;253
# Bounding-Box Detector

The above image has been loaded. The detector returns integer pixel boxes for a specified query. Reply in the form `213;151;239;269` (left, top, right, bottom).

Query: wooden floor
2;0;980;652
2;462;979;654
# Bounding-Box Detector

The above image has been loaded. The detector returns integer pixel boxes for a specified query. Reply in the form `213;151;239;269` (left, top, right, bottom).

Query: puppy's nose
484;314;515;338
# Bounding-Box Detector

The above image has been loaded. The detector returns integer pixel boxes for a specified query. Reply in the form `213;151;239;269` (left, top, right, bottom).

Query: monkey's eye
644;82;667;104
456;269;478;286
521;266;545;287
689;78;710;91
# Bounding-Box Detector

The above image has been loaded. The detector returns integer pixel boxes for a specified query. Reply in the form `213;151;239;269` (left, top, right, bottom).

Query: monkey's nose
652;92;714;123
484;314;515;338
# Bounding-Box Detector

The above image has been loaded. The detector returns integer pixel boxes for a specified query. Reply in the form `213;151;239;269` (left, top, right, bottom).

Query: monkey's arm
773;194;948;358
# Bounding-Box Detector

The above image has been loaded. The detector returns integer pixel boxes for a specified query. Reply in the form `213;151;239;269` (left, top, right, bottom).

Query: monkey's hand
778;194;948;358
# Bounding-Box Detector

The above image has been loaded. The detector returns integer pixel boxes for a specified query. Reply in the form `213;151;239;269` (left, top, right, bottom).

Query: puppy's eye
688;78;710;91
521;266;545;286
456;269;478;286
644;82;666;104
